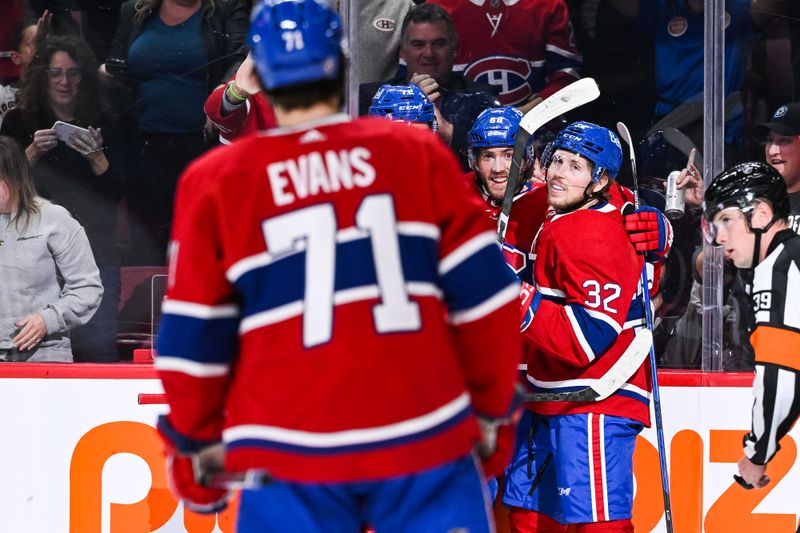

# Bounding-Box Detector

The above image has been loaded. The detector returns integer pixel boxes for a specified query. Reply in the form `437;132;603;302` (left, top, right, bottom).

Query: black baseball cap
754;102;800;137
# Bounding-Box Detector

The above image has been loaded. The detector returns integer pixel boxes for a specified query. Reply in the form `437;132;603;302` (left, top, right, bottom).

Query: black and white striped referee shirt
744;228;800;465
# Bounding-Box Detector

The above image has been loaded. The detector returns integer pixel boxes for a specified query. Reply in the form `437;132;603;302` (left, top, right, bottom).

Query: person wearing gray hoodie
0;136;102;362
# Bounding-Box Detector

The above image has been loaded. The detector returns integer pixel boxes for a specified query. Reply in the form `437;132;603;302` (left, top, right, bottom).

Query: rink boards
1;365;798;533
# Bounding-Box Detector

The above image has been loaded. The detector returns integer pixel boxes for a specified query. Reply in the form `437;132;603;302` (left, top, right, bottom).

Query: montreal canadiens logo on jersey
463;56;533;106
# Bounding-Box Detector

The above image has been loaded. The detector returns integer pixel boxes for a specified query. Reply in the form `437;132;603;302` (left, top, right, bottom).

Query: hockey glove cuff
157;415;230;514
624;206;673;262
520;281;540;332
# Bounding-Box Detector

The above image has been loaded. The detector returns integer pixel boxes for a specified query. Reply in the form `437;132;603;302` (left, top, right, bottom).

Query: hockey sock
574;519;634;532
509;507;567;533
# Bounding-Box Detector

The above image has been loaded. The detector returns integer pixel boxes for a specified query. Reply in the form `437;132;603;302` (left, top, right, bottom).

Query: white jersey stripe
224;392;471;448
439;231;497;275
588;413;598;522
565;306;596;363
448;283;519;325
239;283;442;334
155;357;229;377
162;300;240;319
599;414;610;520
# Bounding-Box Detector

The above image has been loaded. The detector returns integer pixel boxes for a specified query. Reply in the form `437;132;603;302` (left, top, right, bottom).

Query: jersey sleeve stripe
448;282;518;325
155;357;229;377
750;325;800;371
157;313;240;363
162;300;240;319
537;285;566;298
397;221;441;240
545;44;583;62
564;305;620;363
439;231;497;275
223;392;471;449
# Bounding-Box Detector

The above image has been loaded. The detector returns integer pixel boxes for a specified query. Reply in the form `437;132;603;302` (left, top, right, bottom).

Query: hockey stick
200;468;272;490
617;121;674;533
496;78;601;243
646;91;740;135
660;127;704;174
521;328;652;403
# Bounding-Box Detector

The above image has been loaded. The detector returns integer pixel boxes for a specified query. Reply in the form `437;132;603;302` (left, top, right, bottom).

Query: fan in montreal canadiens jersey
429;0;582;107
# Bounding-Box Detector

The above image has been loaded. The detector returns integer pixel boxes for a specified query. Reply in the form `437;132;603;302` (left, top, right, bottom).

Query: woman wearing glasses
1;35;123;363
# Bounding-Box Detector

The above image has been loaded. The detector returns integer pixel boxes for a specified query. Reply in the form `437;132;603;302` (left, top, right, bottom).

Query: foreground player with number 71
152;0;524;531
506;122;653;533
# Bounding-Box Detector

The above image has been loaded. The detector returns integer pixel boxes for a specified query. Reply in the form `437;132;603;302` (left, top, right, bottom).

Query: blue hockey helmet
368;84;437;129
248;0;344;91
547;121;623;182
467;106;533;169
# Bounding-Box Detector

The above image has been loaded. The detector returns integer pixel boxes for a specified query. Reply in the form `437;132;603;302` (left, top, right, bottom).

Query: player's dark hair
400;3;457;51
266;64;345;112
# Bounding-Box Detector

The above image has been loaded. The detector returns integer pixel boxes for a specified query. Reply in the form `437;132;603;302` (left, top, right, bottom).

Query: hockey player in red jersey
154;1;521;530
466;106;550;280
503;122;651;532
429;0;582;110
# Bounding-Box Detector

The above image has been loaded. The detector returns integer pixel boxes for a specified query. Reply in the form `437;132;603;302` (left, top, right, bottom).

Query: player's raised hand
624;206;673;262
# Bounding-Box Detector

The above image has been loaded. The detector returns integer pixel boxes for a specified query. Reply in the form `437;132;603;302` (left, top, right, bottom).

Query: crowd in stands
0;0;799;364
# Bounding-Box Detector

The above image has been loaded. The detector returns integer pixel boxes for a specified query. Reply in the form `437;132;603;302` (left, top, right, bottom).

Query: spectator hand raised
409;73;454;144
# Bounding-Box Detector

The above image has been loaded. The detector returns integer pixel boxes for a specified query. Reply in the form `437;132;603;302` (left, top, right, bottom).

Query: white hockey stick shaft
496;78;601;243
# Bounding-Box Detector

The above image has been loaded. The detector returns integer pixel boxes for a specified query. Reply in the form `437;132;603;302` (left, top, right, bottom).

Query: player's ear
10;51;21;66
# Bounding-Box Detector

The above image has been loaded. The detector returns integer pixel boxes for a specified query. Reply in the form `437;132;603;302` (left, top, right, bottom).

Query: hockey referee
704;161;800;489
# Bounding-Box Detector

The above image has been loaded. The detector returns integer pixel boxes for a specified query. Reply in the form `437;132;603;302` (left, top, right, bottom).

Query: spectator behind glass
0;135;102;362
428;0;582;110
104;0;248;265
1;35;123;362
0;17;41;128
754;102;800;232
358;3;499;171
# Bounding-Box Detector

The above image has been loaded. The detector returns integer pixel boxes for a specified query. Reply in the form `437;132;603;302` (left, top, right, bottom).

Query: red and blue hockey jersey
430;0;582;106
155;114;521;483
523;202;652;426
465;173;550;282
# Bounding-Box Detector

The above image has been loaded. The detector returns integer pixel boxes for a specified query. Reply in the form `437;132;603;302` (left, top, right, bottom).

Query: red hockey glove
519;281;540;332
624;206;673;262
478;419;517;478
157;415;230;514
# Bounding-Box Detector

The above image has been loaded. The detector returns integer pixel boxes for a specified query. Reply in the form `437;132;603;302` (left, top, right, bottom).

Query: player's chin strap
746;214;781;269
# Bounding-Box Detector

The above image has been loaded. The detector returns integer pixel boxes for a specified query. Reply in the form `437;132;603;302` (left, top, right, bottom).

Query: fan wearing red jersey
429;0;582;110
204;52;277;144
155;1;521;531
503;122;650;532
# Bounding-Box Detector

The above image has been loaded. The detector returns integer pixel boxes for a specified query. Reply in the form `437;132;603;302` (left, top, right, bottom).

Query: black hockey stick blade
660;127;704;171
521;329;652;403
496;129;531;243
